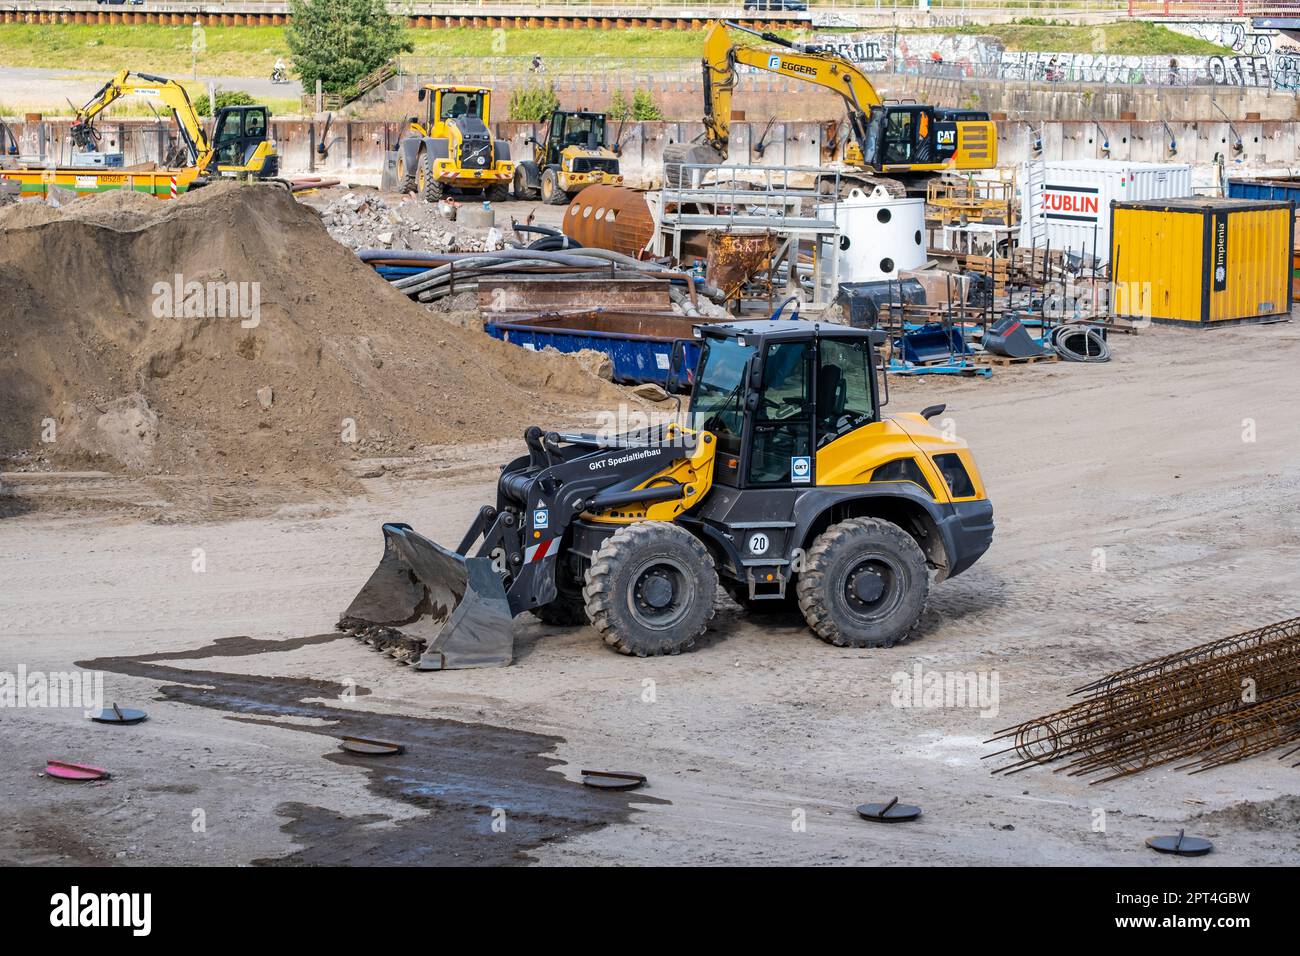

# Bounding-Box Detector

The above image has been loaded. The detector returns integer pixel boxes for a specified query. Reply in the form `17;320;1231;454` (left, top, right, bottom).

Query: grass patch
0;21;1230;84
0;23;289;76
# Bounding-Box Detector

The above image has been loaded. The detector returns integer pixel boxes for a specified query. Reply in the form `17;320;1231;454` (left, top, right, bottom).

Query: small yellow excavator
339;319;994;670
665;21;998;196
393;84;515;201
0;69;278;198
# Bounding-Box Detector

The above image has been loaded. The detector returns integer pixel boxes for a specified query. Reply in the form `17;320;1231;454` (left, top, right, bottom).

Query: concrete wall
7;116;1299;187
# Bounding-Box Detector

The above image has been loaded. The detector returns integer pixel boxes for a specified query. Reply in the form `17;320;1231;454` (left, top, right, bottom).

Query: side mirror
417;89;426;102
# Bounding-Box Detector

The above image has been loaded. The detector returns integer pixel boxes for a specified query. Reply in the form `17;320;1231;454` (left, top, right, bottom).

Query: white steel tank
817;191;927;283
1018;160;1192;263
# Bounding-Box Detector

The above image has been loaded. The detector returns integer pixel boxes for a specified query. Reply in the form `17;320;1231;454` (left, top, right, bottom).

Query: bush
508;83;559;121
286;0;413;95
607;90;631;121
194;90;258;118
630;89;662;121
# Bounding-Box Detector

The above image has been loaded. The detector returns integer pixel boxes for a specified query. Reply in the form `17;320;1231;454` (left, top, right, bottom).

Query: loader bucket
338;523;513;671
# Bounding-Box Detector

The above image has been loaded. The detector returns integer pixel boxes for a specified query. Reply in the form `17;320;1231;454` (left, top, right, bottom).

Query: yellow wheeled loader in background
393;84;515;202
511;108;624;204
339;320;994;670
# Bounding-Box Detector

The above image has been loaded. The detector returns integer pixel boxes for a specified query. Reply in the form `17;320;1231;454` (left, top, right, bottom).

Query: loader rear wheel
541;168;568;205
797;518;928;648
584;522;716;657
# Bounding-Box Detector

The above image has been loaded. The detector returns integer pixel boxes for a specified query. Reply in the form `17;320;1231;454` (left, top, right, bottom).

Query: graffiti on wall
806;27;1300;91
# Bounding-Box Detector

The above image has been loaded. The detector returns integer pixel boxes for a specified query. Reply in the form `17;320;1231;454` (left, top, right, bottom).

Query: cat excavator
664;20;998;196
338;319;994;670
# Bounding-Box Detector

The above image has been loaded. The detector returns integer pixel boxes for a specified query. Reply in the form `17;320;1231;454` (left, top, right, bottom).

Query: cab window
817;338;874;448
441;92;484;121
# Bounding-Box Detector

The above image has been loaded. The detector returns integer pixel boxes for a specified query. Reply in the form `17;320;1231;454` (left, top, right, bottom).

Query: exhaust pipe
338;523;514;670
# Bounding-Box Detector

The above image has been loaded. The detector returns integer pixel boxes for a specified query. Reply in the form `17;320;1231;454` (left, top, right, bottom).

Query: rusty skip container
1110;197;1294;327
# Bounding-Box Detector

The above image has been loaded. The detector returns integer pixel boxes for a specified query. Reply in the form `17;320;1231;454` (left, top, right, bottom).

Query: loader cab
416;85;492;137
688;322;885;489
537;110;610;165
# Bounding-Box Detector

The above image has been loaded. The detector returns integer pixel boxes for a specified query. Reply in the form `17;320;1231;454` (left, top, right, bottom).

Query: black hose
512;223;561;237
527;234;583;251
1052;324;1111;363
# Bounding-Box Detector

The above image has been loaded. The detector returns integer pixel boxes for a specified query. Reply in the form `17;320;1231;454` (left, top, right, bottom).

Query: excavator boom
667;20;997;192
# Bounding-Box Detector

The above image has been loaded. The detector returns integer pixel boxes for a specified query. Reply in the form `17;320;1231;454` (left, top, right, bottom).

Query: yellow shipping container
1110;197;1294;326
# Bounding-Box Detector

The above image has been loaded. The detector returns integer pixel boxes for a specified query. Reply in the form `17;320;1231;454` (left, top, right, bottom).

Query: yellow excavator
665;21;997;196
0;69;277;198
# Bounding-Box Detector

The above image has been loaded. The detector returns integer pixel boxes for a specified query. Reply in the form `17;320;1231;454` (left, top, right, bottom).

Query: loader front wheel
541;168;568;205
396;152;417;194
417;150;443;202
530;564;589;627
584;522;716;657
797;518;928;648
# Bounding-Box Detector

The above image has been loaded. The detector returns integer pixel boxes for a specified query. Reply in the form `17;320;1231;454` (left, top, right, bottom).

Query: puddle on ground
81;634;664;865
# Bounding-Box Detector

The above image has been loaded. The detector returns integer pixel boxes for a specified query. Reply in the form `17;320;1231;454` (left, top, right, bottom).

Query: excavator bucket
662;143;725;188
337;523;513;671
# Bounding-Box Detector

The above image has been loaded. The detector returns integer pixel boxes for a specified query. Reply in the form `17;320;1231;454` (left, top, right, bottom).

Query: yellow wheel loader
394;84;514;202
339;319;994;670
511;109;624;205
665;21;998;196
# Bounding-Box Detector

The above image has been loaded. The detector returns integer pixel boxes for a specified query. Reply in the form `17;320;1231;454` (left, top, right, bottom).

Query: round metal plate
340;736;404;756
857;800;922;823
45;760;110;782
1147;832;1212;856
581;770;646;791
89;706;148;725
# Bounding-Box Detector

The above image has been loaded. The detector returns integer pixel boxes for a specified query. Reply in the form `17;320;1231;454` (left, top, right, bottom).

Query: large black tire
583;522;717;657
417;150;443;202
396;151;417;194
540;167;568;205
512;166;539;200
485;181;510;203
530;563;589;627
796;518;928;648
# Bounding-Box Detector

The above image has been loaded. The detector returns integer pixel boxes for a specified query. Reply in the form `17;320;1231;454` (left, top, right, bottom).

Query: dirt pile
0;182;628;489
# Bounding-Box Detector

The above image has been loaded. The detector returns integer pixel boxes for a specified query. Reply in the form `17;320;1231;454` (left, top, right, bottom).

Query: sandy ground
2;321;1299;866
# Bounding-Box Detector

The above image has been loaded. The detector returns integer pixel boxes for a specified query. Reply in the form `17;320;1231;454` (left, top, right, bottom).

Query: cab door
746;340;814;487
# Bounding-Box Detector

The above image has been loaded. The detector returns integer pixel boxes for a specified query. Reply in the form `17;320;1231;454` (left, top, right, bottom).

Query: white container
1018;160;1192;263
817;193;927;282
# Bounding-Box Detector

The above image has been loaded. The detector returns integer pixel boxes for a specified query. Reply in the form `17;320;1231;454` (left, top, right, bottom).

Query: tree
194;90;257;118
285;0;413;96
508;83;559;122
631;89;662;121
607;90;631;121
